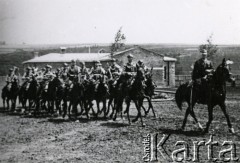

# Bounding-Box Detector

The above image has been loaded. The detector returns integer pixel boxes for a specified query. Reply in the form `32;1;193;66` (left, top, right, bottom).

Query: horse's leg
145;96;155;118
123;97;130;114
90;101;96;116
79;99;84;116
3;97;5;109
12;98;17;112
132;99;144;126
109;99;115;119
125;99;131;125
181;106;190;131
107;97;113;115
96;100;100;118
72;101;78;119
113;99;121;121
188;103;203;131
220;102;234;133
6;98;10;110
62;99;67;118
103;99;107;118
141;98;148;116
68;101;72;118
204;105;214;133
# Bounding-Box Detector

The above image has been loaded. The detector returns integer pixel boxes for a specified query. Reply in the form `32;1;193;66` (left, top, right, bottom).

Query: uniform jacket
123;62;136;72
192;58;213;80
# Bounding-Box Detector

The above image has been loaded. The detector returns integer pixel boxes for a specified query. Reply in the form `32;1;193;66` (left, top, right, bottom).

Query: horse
111;72;133;121
82;79;96;119
20;76;40;114
2;79;20;111
46;76;65;116
124;67;149;126
95;74;109;118
141;68;156;117
175;58;236;133
67;80;85;119
9;78;20;112
2;84;11;110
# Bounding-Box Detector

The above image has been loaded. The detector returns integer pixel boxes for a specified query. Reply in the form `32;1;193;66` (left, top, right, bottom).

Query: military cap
201;49;207;54
71;59;76;63
127;54;133;58
27;66;31;70
63;63;68;67
138;60;143;63
9;68;14;71
45;65;52;68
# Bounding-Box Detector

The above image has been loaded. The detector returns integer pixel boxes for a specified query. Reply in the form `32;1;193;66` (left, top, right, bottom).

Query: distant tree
199;34;218;59
110;27;126;57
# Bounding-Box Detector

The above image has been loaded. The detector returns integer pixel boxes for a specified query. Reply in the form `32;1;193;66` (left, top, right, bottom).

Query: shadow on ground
158;127;205;137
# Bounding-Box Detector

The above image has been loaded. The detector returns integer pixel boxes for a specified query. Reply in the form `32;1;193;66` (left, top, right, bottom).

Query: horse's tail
175;83;188;110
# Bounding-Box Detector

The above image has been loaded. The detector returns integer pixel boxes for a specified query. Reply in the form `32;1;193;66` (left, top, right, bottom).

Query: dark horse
19;76;40;114
141;68;156;117
95;74;109;118
175;58;236;133
47;76;65;116
2;79;20;111
124;67;150;126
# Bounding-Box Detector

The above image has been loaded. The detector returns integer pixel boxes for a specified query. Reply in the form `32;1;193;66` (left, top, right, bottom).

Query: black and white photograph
0;0;240;162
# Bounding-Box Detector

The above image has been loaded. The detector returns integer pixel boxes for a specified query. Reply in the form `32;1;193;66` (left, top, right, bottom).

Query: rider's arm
192;62;198;80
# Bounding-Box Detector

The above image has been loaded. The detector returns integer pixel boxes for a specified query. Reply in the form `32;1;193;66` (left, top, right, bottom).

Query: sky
0;0;240;45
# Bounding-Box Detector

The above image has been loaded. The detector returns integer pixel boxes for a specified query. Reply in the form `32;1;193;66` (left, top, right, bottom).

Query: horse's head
135;67;145;81
214;58;235;87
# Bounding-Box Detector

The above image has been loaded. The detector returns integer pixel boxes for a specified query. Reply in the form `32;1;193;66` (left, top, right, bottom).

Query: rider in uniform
21;67;33;90
60;63;70;86
107;58;122;80
79;62;89;82
42;65;54;91
192;49;213;102
68;60;80;86
123;54;136;75
5;68;19;88
136;60;147;72
115;54;136;87
90;61;108;92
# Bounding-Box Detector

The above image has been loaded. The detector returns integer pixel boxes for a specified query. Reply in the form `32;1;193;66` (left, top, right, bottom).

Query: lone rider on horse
192;49;214;102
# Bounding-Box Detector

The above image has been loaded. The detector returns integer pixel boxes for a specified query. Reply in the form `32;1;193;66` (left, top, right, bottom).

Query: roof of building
23;53;112;64
112;46;176;61
163;56;177;62
23;46;177;64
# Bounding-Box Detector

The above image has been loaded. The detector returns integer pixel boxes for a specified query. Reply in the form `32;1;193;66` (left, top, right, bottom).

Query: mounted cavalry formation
1;54;156;126
1;49;236;133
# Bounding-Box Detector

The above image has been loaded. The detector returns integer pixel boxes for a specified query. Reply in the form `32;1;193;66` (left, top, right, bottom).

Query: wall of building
113;47;177;87
113;47;164;68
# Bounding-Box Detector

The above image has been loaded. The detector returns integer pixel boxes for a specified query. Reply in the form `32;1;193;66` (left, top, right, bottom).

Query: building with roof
23;46;177;87
112;46;177;86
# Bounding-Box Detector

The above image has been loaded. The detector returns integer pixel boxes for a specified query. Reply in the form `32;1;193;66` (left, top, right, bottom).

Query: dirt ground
0;91;240;162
